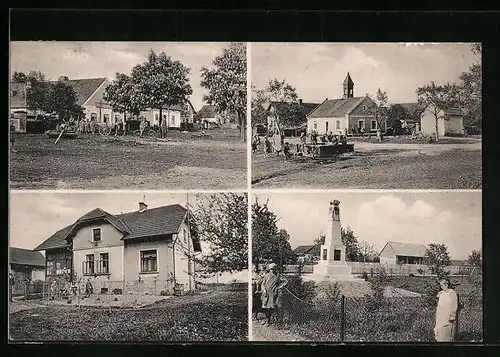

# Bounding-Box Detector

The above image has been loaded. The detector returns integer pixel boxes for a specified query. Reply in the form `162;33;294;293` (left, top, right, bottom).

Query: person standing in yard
434;277;458;342
260;262;288;326
139;118;147;138
299;132;307;154
10;120;17;153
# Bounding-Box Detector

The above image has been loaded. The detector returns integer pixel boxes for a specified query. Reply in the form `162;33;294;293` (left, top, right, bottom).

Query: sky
10;41;232;111
9;192;246;256
251;42;479;104
252;191;481;260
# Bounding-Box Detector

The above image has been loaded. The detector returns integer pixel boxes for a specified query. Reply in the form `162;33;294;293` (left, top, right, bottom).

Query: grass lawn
252;138;481;189
10;129;246;190
9;288;248;342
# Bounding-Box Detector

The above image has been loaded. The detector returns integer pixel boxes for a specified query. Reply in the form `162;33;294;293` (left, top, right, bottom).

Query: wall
173;221;196;291
307;116;346;135
444;115;464;135
421;108;446;137
139;109;182;128
379;245;396;265
83;105;114;125
72;222;124;251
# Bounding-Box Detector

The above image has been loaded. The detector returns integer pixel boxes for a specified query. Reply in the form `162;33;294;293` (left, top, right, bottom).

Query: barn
379;241;427;265
420;106;465;137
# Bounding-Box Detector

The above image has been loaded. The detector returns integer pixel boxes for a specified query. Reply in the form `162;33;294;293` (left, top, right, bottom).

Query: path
252;322;307;342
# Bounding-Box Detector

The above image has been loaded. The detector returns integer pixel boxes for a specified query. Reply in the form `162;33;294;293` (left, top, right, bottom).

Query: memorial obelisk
312;200;354;280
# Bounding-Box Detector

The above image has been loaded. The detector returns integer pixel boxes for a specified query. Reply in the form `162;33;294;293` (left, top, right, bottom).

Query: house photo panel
9;191;249;342
9;41;247;190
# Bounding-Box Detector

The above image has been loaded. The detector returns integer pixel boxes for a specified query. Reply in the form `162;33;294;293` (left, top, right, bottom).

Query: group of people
252;130;293;161
252;262;288;326
48;277;94;300
309;130;348;146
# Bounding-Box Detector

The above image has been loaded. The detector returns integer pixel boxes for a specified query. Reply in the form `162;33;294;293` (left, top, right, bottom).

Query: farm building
307;73;385;135
9;83;29;133
379;241;427;265
420;105;465;137
34;201;202;294
293;244;320;264
391;102;425;133
9;247;46;284
266;99;321;137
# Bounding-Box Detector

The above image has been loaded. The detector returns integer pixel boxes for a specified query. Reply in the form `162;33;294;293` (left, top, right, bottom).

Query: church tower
343;72;354;99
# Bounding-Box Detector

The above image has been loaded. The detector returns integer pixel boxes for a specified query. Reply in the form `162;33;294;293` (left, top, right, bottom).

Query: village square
9;192;248;341
9;42;247;190
251;43;482;189
251;191;482;342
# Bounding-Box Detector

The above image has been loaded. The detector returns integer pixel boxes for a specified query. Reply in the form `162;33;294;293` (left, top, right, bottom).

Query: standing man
10;119;17;153
139;117;147;138
260;262;288;326
434;277;458;342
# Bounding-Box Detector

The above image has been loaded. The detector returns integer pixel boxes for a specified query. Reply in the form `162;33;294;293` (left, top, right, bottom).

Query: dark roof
10;83;27;108
343;72;354;86
293;245;315;255
268;101;321;118
398;103;423;115
308;97;367;118
10;247;45;267
35;204;201;252
380;242;427;258
197;105;216;119
49;78;106;106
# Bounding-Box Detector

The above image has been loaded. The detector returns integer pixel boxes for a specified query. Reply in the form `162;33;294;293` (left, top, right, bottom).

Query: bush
100;288;108;294
366;267;388;311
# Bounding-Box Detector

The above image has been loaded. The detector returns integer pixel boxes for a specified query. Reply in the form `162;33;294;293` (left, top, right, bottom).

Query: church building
306;73;384;135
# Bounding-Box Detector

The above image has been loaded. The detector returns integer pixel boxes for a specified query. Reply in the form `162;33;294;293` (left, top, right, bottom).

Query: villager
327;131;334;142
434;277;458;342
299;132;307;153
10;120;17;153
139;118;147;138
261;263;288;326
9;273;15;302
252;135;261;153
264;136;272;155
252;265;263;320
85;279;93;298
273;131;282;155
283;142;291;160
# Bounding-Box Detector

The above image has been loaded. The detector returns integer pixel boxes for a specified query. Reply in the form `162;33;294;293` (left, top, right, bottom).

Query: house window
103;114;110;123
170;116;175;126
91;113;97;121
99;253;109;274
363;105;367;112
349;89;353;95
141;250;158;273
46;251;72;276
314;122;317;130
336;120;340;131
325;121;329;133
358;120;365;130
371;120;377;130
92;228;101;242
84;254;95;275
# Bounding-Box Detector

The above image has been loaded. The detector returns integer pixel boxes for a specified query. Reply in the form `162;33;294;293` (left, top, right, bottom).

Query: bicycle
132;126;157;139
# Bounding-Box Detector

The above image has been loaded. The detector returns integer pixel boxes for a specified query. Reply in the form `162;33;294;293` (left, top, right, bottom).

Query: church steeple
343;72;354;99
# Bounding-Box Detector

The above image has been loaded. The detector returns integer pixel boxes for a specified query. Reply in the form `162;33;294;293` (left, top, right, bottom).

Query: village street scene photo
251;43;482;189
251;191;482;342
9;192;248;341
9;42;247;189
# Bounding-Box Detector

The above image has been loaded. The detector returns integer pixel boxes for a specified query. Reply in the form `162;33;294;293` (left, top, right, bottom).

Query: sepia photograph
9;41;247;190
251;191;482;342
251;42;482;189
9;191;248;342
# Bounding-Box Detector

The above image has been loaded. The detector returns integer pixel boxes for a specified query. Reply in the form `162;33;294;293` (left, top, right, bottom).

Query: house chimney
139;201;148;212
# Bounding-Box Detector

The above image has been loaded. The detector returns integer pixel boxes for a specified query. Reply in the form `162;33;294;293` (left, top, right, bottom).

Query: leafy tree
104;72;144;121
467;249;482;268
252;198;297;267
313;234;326;246
43;80;82;121
12;71;28;83
265;78;302;130
459;43;482;127
191;193;248;273
367;88;389;138
131;49;193;137
201;42;247;141
416;81;461;141
341;227;361;262
251;85;269;129
425;243;451;277
358;240;379;263
386;104;409;135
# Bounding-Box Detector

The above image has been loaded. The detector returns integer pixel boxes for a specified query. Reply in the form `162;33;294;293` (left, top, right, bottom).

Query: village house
378;241;427;265
266;99;321;137
196;104;222;128
420;105;465;137
307;73;384;136
9;83;30;133
33;202;202;294
392;102;425;134
293;245;320;264
10;247;46;283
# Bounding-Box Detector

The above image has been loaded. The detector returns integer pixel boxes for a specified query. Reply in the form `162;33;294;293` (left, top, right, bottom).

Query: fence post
340;295;345;342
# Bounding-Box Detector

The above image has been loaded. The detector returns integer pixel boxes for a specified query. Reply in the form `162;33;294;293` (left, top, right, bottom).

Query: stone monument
312;199;354;280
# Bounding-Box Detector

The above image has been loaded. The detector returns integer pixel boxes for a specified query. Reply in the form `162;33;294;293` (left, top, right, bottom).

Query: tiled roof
49;78;107;106
293;245;315;255
10;247;45;267
10;83;27;108
308;97;366;118
197;105;216;119
268;101;321;118
34;204;201;252
381;242;428;258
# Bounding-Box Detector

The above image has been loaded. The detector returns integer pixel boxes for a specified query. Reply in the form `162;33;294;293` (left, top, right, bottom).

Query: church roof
343;72;354;86
307;96;368;118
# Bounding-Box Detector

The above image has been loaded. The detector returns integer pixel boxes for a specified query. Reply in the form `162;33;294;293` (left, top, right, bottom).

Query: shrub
160;290;169;296
366;267;388;311
445;132;465;137
417;268;424;275
409;273;415;277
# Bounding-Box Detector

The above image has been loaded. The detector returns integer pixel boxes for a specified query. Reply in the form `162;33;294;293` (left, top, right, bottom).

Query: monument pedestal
312;261;356;281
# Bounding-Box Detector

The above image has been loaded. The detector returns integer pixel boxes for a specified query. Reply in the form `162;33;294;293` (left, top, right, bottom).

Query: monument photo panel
251;191;482;342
